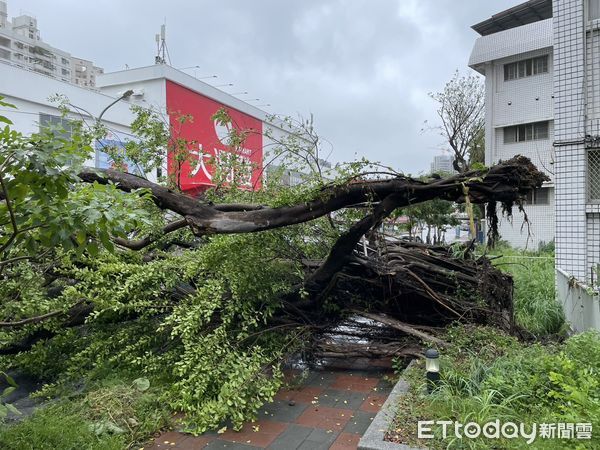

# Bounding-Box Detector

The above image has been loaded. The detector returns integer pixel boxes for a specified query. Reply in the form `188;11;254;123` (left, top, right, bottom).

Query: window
504;121;549;143
504;55;549;81
39;114;72;140
589;0;600;20
589;149;600;202
524;187;551;205
508;122;549;143
0;48;10;60
0;36;10;48
61;68;69;75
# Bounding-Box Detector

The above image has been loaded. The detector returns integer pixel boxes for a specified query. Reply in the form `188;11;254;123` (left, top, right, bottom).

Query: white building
470;0;600;331
0;0;103;86
430;154;457;175
0;61;303;192
469;0;554;250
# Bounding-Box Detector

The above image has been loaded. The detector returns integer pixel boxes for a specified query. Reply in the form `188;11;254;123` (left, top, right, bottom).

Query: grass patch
485;245;564;336
0;403;125;450
388;325;600;449
0;376;172;450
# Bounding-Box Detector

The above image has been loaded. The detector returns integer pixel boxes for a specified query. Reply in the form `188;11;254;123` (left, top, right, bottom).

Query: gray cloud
13;0;524;173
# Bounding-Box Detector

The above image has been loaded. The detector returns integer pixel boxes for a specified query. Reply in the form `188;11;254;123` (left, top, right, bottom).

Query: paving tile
267;424;314;449
218;420;287;447
145;367;391;450
375;377;394;393
359;393;387;413
145;431;193;449
204;440;258;449
295;406;353;431
257;399;308;422
296;441;332;450
330;432;361;449
331;374;379;393
177;436;213;449
312;389;367;410
295;427;340;449
342;411;376;435
274;385;324;404
304;370;339;388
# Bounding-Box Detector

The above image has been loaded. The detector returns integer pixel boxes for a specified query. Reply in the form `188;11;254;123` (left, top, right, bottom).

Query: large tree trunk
0;156;546;355
77;155;548;248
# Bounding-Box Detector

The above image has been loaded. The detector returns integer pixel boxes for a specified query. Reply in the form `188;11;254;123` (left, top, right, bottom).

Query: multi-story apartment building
469;0;554;250
0;0;103;86
470;0;600;331
430;154;457;175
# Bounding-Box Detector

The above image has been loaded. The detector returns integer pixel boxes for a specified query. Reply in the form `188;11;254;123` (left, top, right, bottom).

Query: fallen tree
1;136;548;430
2;155;544;336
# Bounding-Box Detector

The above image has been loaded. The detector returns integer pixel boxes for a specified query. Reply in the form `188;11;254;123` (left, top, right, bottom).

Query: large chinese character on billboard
166;81;263;195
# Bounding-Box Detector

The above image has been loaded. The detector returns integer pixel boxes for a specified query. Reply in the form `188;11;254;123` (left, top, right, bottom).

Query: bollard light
425;348;440;392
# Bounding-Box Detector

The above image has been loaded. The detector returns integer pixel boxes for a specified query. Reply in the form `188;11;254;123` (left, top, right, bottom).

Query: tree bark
78;155;548;246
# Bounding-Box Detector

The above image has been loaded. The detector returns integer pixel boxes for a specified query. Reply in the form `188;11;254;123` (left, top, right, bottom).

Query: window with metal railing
589;149;600;202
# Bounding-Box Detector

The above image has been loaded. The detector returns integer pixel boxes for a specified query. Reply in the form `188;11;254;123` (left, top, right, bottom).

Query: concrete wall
557;268;600;332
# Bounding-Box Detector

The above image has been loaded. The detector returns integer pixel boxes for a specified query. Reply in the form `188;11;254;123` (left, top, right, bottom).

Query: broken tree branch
78;155;548;247
355;311;450;347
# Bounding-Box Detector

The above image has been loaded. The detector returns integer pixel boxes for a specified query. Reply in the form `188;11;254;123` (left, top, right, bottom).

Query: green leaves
132;377;150;392
0;113;152;265
0;371;20;420
0;97;14;126
90;420;126;436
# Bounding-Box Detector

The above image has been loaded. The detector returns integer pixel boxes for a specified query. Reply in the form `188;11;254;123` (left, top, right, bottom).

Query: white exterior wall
0;62;143;178
430;154;456;174
0;62;134;135
470;20;555;249
495;189;555;249
97;65;303;152
553;0;589;282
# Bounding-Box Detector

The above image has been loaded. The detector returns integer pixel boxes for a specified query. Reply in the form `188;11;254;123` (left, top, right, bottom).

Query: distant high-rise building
430;154;456;175
0;0;103;86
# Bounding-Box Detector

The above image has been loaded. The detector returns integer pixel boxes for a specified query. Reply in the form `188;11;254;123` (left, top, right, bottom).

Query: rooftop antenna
155;23;170;65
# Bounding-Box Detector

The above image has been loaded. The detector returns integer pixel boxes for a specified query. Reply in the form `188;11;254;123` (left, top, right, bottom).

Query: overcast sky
11;0;523;174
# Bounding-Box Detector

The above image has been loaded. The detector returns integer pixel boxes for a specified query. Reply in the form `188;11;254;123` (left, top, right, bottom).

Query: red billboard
165;80;263;194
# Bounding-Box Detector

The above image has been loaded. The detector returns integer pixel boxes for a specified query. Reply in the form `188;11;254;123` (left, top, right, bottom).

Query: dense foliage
0;98;375;442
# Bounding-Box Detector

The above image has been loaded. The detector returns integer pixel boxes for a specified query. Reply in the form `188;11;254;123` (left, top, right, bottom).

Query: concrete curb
358;360;425;450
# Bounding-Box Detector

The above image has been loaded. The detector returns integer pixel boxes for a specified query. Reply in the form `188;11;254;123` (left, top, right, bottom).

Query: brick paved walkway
144;363;394;450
